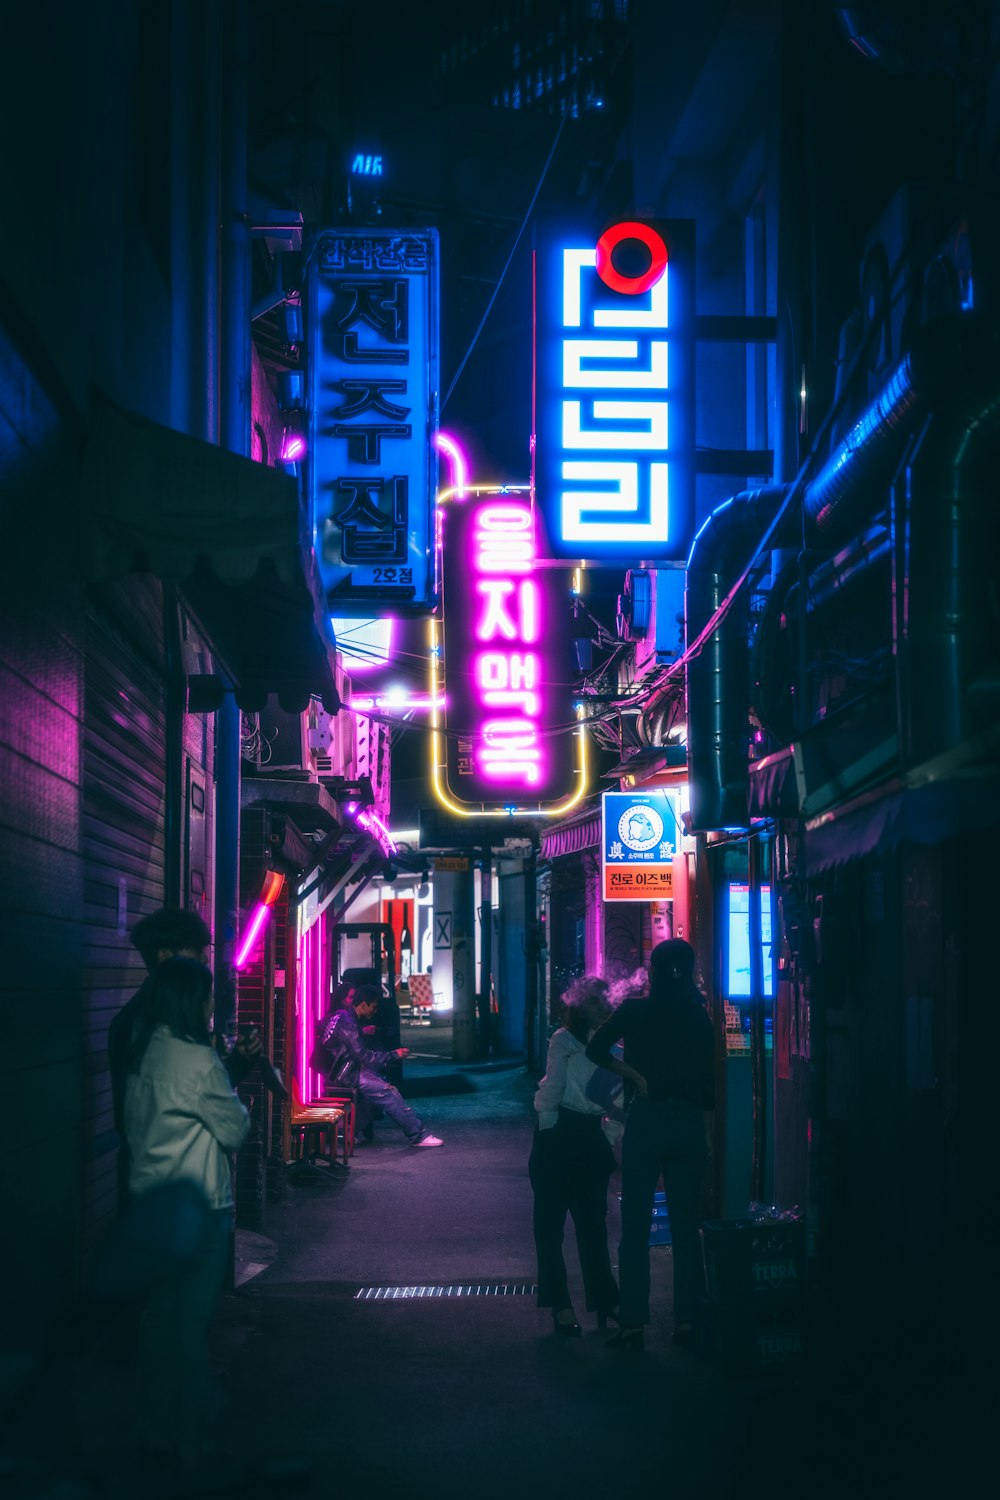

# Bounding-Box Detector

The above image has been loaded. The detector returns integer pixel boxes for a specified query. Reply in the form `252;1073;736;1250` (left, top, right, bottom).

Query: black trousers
529;1108;619;1315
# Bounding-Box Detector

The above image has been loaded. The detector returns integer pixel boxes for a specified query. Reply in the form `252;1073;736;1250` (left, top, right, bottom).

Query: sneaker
410;1133;444;1148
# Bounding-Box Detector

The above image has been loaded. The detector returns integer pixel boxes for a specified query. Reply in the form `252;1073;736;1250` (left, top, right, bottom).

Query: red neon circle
595;221;668;296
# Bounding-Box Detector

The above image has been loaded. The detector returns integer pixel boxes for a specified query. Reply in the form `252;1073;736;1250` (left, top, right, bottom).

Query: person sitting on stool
319;981;443;1148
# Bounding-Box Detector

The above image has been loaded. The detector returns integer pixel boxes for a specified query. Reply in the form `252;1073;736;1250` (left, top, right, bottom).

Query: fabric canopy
539;805;602;861
82;395;341;713
747;746;800;819
802;768;1000;875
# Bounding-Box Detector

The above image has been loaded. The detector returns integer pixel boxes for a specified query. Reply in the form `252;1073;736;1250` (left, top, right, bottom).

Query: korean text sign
601;789;680;902
308;229;439;612
433;488;582;813
534;219;694;562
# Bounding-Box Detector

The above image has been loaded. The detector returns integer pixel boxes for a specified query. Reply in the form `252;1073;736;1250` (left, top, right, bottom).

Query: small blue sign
351;153;383;177
602;789;679;866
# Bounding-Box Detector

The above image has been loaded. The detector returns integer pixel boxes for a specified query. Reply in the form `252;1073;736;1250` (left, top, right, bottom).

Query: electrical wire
441;110;568;414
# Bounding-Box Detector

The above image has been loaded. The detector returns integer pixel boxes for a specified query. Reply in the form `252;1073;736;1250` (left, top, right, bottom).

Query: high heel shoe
605;1326;644;1353
551;1309;582;1338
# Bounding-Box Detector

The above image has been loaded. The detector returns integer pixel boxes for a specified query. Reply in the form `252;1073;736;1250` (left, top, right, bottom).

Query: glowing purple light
351;692;445;712
434;430;469;498
468;497;547;786
355;807;398;856
280;429;307;462
299;925;310;1098
235;902;271;969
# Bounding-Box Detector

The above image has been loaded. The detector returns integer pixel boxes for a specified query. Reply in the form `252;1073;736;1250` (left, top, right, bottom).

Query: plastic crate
694;1293;805;1376
702;1218;805;1309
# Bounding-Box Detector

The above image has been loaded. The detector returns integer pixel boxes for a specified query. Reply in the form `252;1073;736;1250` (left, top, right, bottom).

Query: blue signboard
308;228;439;613
601;789;680;901
725;882;774;999
534;219;694;563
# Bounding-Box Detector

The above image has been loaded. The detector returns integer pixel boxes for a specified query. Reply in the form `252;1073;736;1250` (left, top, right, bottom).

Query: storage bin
694;1293;805;1375
702;1218;805;1309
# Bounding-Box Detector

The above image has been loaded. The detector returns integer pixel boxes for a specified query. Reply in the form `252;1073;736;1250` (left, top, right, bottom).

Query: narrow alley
6;1032;962;1500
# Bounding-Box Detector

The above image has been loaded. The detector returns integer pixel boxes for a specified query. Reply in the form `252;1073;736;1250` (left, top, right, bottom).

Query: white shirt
534;1028;622;1132
125;1026;251;1210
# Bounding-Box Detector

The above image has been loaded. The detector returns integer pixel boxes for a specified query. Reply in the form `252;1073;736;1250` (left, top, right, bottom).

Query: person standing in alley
586;938;715;1353
110;908;276;1204
529;976;623;1337
318;980;444;1147
124;956;250;1465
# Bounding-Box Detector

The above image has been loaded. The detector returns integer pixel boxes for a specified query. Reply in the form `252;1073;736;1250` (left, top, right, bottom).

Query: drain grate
355;1281;536;1301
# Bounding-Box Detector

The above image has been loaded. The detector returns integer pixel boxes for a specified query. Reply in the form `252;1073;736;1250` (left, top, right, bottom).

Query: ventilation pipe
902;379;1000;765
683;486;793;831
674;314;995;832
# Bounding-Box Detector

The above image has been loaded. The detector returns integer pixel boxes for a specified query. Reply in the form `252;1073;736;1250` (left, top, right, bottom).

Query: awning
601;745;687;781
539;804;602;861
82;395;341;713
803;760;1000;876
748;746;800;818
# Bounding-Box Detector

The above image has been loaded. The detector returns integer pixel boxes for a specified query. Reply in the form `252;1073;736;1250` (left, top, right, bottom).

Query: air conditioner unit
308;703;352;779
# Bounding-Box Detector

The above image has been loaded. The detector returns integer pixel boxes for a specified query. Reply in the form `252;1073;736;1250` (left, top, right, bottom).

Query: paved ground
2;1027;969;1498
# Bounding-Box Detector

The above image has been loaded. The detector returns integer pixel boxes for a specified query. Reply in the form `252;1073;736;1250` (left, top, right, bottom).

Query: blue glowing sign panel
601;789;680;901
308;228;439;613
351;153;383;177
534;219;694;562
725;882;774;999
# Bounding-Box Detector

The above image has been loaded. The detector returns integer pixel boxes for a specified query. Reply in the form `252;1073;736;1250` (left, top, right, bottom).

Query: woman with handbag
124;956;250;1466
529;976;623;1336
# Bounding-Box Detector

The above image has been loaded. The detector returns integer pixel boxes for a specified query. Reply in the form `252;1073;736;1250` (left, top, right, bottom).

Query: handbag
585;1044;626;1121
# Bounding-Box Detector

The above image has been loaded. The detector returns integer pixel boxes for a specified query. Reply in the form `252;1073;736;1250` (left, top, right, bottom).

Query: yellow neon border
430;484;589;818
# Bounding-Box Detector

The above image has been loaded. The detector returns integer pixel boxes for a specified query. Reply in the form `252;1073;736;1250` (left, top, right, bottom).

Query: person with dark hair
317;980;443;1147
109;908;272;1204
586;938;715;1353
124;956;250;1464
529;976;623;1337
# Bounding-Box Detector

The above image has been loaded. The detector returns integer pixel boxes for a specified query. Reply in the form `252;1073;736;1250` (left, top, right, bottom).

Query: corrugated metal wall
81;585;168;1255
0;333;87;1347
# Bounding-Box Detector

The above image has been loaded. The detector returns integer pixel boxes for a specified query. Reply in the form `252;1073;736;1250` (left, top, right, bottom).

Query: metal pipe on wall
217;0;250;1034
681;314;997;833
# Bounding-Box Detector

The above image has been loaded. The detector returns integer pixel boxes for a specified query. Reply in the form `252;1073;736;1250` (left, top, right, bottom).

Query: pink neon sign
440;490;576;807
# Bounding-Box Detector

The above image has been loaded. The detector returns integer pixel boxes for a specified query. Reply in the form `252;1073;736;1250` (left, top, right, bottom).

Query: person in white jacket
529;976;623;1337
124;956;250;1466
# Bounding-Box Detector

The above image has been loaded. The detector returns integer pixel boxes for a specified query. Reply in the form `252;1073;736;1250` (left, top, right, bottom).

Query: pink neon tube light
234;870;285;970
434;430;468;497
235;902;270;969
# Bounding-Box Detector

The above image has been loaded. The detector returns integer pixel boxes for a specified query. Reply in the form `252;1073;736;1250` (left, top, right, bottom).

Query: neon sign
431;486;585;816
533;218;694;562
308;228;439;613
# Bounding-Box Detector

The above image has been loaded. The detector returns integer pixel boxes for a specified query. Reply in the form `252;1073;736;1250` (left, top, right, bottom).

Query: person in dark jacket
586;938;715;1352
320;981;443;1147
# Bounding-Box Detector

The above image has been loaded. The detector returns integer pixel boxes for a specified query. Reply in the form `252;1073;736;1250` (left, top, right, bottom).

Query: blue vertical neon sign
533;219;694;562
